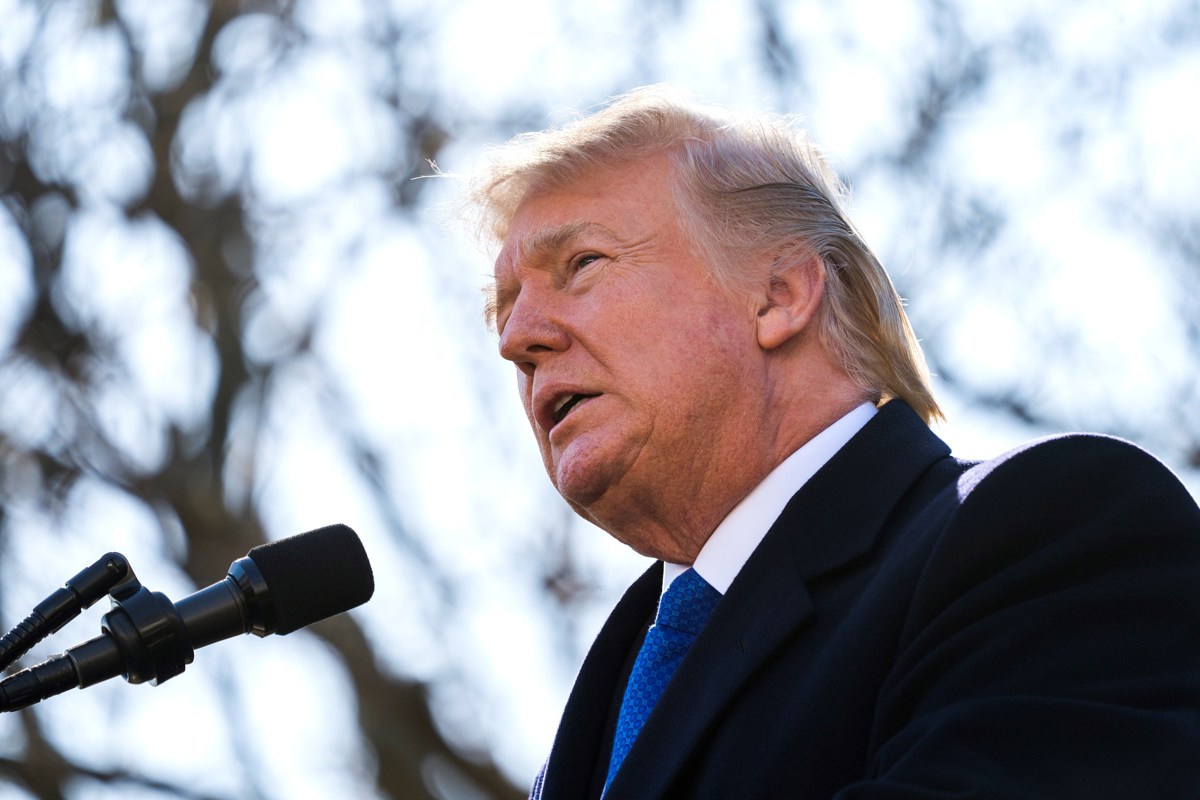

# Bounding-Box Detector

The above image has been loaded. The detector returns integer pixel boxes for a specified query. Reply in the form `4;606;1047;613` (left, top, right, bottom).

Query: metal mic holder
0;555;196;712
0;553;134;672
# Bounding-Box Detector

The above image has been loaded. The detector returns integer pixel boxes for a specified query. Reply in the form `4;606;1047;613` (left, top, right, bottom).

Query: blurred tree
1;0;1196;798
0;0;524;797
840;0;1200;471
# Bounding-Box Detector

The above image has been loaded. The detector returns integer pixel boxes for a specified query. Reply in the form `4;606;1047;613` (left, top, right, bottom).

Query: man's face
492;155;772;559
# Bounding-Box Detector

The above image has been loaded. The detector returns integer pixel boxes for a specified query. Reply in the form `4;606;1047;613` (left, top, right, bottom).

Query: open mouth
552;393;599;425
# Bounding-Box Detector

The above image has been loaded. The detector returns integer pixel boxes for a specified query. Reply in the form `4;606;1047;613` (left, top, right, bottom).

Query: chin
552;461;612;511
547;435;624;501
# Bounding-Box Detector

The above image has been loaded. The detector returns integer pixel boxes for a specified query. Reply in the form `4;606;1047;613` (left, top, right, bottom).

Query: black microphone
0;524;373;712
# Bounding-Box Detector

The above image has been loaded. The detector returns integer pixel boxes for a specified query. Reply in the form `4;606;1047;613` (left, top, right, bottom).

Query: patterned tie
605;568;722;791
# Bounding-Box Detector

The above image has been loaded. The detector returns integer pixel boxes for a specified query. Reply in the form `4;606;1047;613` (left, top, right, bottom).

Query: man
467;86;1200;798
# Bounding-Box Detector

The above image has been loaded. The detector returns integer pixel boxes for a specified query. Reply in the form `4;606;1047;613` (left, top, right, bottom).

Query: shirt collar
662;401;878;595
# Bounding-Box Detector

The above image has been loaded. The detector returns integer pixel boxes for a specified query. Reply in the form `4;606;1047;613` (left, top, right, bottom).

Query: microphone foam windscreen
247;524;375;634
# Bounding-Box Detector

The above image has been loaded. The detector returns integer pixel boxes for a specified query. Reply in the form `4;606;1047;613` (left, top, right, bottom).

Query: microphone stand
0;552;134;672
0;554;198;712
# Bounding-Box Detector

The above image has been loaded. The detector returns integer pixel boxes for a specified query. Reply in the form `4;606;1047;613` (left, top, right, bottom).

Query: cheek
670;311;760;401
516;372;537;426
657;306;754;371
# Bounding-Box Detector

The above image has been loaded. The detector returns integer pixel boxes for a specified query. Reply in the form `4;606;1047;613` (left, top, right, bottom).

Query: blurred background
1;0;1197;797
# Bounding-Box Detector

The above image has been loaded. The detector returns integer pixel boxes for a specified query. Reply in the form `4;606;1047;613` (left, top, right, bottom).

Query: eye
570;253;602;272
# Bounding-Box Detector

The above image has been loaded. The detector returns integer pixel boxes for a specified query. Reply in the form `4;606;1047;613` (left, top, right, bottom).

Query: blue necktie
605;568;721;791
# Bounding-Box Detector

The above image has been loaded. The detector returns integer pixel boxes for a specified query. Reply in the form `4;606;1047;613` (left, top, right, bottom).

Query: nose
497;289;571;376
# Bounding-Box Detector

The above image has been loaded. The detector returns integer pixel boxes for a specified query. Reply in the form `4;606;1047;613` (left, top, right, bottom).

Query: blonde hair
467;85;942;423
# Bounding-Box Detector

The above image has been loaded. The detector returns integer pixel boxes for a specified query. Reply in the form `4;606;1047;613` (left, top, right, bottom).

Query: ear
755;253;825;351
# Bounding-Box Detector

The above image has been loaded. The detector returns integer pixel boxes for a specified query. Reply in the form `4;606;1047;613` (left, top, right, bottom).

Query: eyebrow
516;221;616;264
488;221;618;329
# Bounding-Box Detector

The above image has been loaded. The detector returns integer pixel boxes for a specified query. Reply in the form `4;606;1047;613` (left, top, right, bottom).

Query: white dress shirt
662;402;878;595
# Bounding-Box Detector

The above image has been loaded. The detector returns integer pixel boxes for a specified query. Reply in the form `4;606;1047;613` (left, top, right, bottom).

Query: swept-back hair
466;85;942;423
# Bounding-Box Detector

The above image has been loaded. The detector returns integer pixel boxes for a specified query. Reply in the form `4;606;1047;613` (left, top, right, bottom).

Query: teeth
552;394;579;424
551;393;595;424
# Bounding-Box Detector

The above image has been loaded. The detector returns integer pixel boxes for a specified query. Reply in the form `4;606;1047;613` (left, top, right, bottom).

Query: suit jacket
531;400;1200;799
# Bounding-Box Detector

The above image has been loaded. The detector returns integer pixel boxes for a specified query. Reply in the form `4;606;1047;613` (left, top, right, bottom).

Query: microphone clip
98;580;195;687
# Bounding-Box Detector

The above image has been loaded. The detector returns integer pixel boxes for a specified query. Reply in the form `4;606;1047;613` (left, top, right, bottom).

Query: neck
580;447;779;564
593;387;871;565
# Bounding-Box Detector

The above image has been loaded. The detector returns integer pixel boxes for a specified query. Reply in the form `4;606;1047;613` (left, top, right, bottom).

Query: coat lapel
538;562;662;799
604;548;814;798
604;400;952;798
